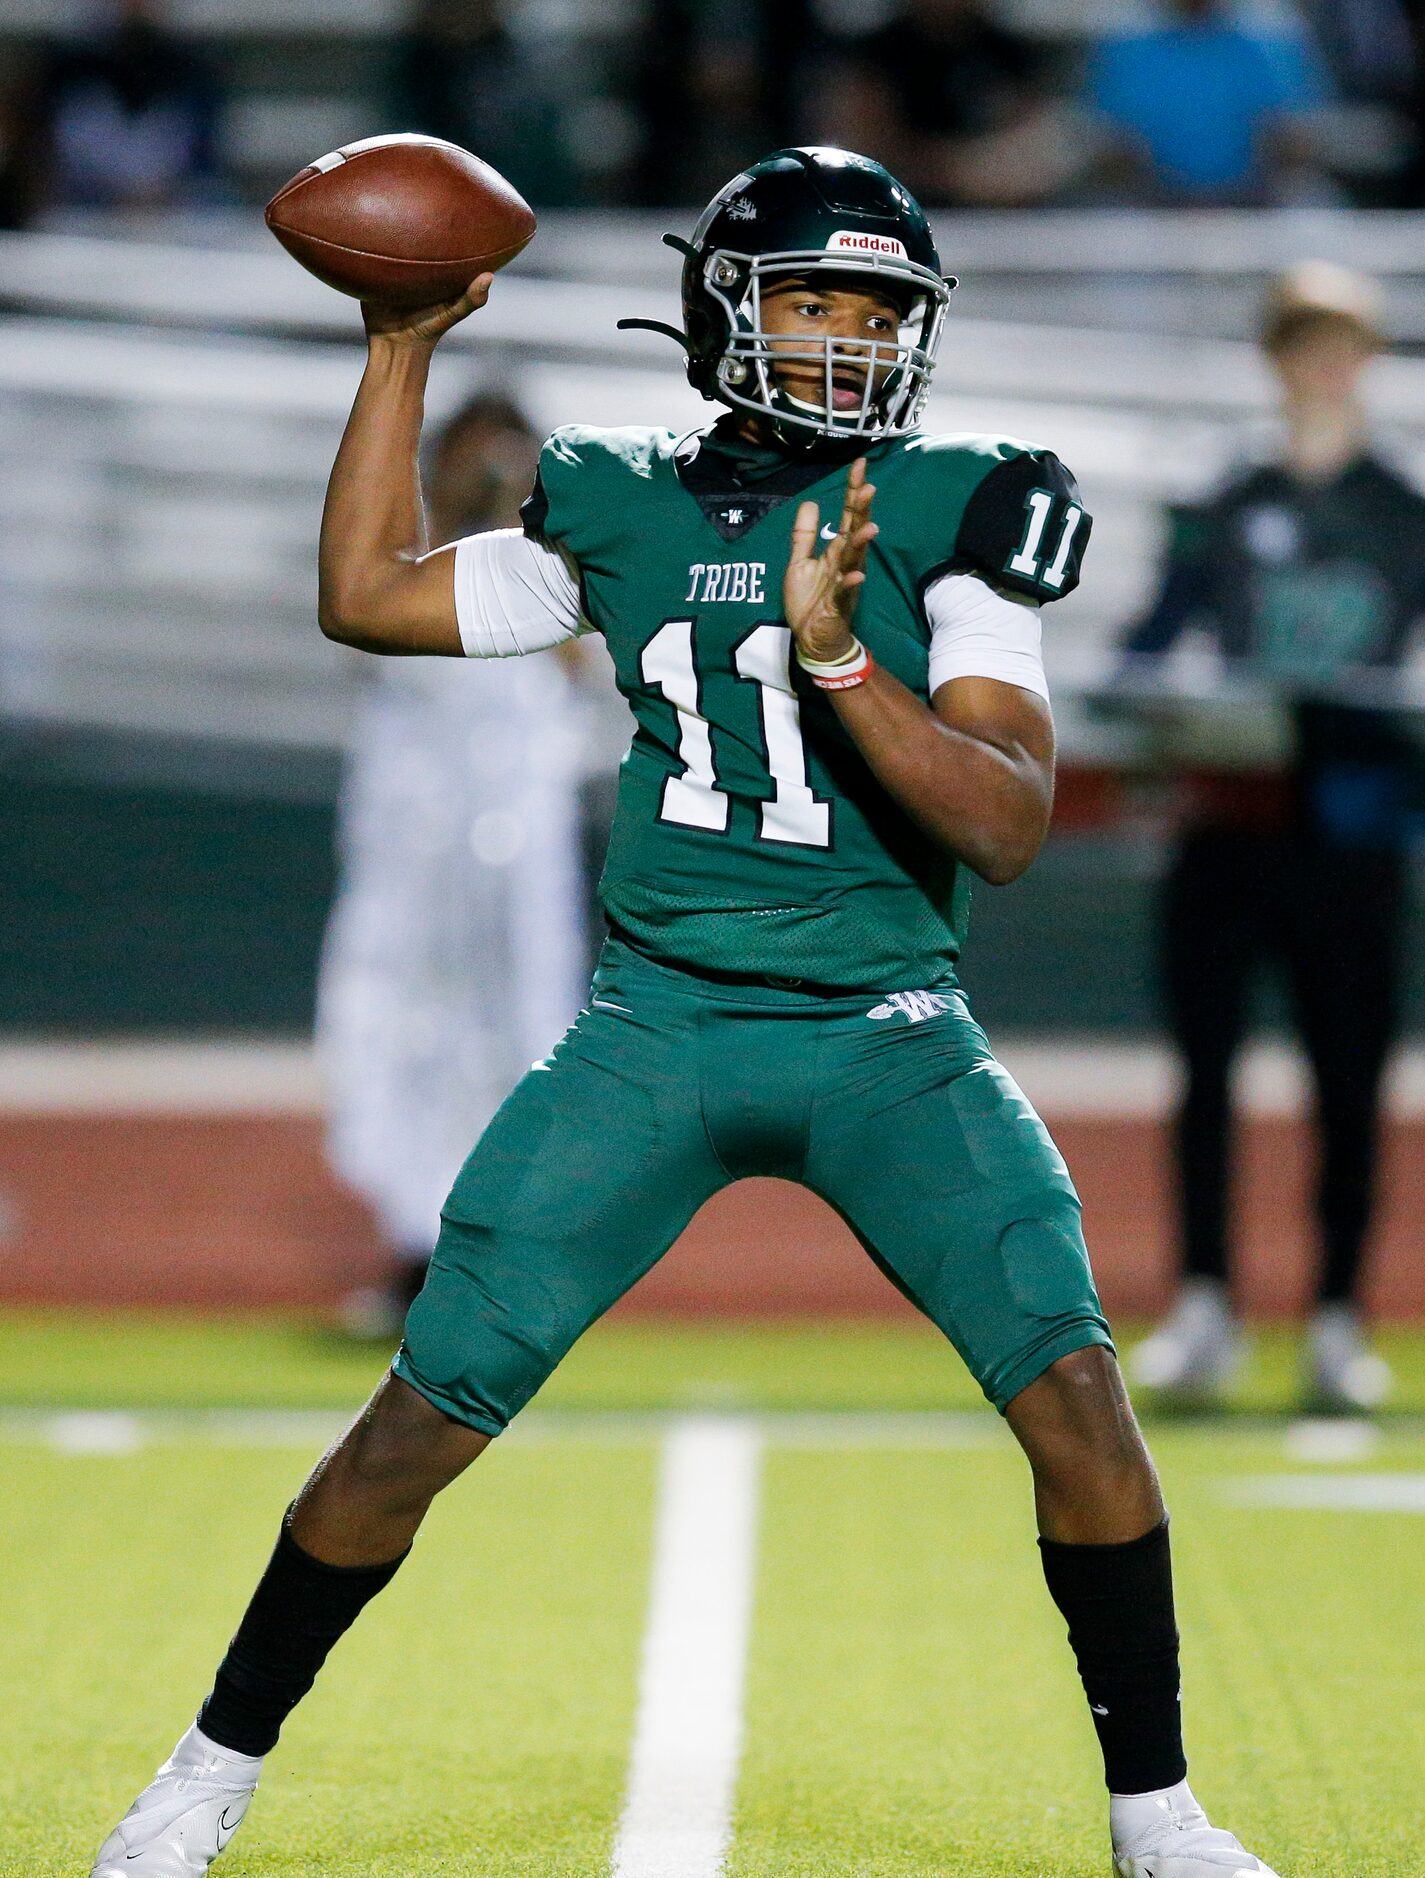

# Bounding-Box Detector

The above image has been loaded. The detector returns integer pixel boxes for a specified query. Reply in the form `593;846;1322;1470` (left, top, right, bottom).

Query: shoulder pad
521;425;678;545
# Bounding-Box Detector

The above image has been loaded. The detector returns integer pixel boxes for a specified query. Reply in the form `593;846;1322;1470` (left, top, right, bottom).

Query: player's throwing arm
315;277;493;656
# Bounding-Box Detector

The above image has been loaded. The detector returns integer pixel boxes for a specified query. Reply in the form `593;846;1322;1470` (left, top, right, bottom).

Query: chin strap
615;233;700;352
615;317;692;351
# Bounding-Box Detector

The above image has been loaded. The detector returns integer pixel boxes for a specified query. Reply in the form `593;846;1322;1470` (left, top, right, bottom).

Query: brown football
265;133;536;309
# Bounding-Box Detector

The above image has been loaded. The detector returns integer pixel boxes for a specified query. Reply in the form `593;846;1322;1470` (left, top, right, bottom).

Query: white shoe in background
89;1724;261;1876
1308;1302;1392;1412
1129;1280;1243;1399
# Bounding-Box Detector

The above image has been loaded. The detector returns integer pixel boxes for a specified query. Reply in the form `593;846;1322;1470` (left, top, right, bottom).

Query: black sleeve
953;450;1092;603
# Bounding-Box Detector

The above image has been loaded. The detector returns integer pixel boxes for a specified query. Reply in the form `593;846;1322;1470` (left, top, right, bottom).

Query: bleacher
4;213;1425;765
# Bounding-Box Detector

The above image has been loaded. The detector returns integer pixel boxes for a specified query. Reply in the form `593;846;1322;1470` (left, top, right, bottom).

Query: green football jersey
523;417;1090;989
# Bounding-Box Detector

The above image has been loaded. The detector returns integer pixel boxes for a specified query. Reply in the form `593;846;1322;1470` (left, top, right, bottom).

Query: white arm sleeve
452;527;589;658
924;571;1049;703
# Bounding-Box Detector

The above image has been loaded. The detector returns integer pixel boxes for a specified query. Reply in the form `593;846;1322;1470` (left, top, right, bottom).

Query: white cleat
89;1724;262;1877
1112;1784;1282;1878
1307;1303;1391;1412
1114;1833;1283;1877
1129;1280;1244;1400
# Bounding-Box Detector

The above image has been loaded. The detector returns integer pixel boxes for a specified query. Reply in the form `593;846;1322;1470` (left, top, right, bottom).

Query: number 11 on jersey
1006;487;1084;594
641;618;832;849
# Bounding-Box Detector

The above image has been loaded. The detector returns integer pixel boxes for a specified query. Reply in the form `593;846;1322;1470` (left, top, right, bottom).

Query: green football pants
395;937;1113;1433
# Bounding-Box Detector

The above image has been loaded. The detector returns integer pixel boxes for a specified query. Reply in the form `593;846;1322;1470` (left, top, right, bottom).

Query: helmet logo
725;194;758;222
827;229;907;258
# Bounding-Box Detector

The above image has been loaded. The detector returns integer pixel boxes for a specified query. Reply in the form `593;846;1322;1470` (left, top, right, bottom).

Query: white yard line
610;1417;763;1878
46;1410;144;1454
5;1404;1425;1455
0;1405;1008;1451
1221;1473;1425;1512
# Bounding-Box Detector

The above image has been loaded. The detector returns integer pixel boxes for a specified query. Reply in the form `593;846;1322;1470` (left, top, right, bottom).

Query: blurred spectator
1300;0;1418;204
1121;263;1425;1413
1387;0;1425;203
317;391;588;1338
19;0;226;216
0;54;45;229
387;0;582;206
1086;0;1331;206
818;0;1085;206
1305;0;1415;101
633;0;820;207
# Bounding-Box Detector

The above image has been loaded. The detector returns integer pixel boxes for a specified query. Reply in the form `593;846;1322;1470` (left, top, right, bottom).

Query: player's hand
362;272;495;348
784;458;878;665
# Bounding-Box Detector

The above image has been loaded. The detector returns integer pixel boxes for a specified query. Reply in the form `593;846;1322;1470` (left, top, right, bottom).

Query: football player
91;149;1281;1878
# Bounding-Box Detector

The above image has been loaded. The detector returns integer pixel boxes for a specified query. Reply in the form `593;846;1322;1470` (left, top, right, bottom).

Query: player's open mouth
826;367;871;410
777;373;868;415
779;373;873;415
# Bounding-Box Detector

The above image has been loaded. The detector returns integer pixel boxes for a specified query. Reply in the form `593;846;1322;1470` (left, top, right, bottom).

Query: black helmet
623;147;955;445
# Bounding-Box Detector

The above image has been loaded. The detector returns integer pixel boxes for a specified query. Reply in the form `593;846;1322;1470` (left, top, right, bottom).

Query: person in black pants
1124;261;1424;1409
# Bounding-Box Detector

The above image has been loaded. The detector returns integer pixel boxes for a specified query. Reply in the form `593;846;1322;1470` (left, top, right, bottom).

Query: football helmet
622;147;955;446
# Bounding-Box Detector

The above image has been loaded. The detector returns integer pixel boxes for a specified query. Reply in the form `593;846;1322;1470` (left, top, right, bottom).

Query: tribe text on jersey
685;561;768;605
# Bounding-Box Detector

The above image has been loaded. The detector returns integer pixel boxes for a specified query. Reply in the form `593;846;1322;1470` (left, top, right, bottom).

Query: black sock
197;1516;409;1756
1038;1518;1187;1795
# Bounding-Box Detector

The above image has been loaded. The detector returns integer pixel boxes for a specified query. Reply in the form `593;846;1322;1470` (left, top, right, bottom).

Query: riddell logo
828;230;907;258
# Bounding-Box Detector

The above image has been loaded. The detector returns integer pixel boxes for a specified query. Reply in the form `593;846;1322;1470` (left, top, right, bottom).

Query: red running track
0;1111;1421;1319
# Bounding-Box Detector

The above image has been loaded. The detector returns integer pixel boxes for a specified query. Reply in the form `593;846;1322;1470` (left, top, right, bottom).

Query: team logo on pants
867;990;954;1024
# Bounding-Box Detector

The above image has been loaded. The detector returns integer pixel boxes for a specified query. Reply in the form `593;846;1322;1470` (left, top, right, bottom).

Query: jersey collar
674;416;891;544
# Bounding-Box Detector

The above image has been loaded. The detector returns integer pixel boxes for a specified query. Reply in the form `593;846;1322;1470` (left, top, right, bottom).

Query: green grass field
4;1313;1424;1876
